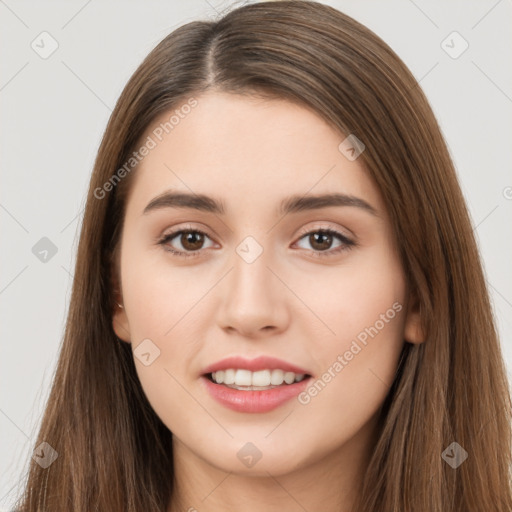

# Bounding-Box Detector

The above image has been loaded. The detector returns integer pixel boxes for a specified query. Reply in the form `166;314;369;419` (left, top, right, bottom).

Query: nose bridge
218;233;287;334
230;233;274;301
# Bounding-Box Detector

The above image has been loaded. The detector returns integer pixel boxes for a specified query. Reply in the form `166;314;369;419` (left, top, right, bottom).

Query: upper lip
202;356;311;376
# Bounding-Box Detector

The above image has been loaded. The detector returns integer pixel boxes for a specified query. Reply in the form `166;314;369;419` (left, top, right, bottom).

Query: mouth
200;362;313;413
204;368;312;391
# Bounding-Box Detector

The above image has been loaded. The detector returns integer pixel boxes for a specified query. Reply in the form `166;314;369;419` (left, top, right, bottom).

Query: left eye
294;228;355;256
158;229;214;257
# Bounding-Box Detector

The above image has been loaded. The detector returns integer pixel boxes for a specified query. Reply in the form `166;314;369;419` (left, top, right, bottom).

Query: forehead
125;91;385;218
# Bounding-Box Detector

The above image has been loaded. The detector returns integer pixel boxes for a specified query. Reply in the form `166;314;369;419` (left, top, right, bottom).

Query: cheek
294;243;407;411
120;235;209;342
118;237;207;408
296;242;406;353
120;254;206;432
295;307;404;457
294;243;406;384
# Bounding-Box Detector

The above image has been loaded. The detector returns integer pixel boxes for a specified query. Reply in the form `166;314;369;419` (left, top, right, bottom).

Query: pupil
311;232;331;251
183;232;203;250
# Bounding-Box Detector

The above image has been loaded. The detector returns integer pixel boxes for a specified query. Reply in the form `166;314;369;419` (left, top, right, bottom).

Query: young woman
14;1;512;510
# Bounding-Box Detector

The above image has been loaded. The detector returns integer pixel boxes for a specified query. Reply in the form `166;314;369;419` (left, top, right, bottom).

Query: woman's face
113;91;422;477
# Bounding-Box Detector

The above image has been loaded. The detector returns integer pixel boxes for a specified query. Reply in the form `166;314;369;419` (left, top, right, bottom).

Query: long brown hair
14;1;512;510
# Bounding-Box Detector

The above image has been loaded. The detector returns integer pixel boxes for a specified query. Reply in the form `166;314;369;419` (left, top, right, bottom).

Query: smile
210;368;306;388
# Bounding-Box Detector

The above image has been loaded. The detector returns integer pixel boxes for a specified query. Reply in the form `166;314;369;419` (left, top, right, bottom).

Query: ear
111;250;131;343
403;290;425;344
113;295;132;343
111;275;131;343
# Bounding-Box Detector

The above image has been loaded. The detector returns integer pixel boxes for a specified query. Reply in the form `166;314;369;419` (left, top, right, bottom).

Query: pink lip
200;356;312;413
201;375;311;413
201;355;310;376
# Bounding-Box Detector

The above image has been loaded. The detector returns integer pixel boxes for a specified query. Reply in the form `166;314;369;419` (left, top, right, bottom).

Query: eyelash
157;225;356;259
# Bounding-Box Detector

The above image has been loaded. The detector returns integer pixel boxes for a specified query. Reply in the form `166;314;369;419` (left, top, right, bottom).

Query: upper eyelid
160;223;352;238
295;222;354;240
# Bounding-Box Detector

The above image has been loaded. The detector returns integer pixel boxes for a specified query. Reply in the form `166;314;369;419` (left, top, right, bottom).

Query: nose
216;243;289;338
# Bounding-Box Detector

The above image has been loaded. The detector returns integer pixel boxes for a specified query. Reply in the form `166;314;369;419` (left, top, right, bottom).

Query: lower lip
201;375;311;413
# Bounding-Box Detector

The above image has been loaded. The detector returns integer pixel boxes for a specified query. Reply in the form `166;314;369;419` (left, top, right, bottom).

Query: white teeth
252;370;271;387
211;369;307;387
235;369;252;386
270;369;284;385
224;369;235;384
284;372;295;384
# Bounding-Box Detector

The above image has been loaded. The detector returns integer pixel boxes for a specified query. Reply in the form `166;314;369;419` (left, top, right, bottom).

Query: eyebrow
143;191;379;217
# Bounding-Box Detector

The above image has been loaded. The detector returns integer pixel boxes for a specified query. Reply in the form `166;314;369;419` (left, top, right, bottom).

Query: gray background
1;0;511;507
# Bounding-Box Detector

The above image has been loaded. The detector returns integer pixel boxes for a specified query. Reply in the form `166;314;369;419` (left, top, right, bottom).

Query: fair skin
113;91;424;512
